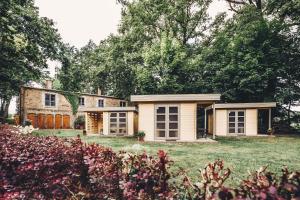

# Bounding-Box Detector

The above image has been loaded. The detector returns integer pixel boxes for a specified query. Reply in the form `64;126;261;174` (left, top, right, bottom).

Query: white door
109;112;127;135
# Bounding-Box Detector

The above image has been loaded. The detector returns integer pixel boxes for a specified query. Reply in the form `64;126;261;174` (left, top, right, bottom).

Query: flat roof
130;94;221;102
82;107;137;112
22;86;123;100
214;102;276;109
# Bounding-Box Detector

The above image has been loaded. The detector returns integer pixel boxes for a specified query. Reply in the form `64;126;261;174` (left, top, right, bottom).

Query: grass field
33;129;300;186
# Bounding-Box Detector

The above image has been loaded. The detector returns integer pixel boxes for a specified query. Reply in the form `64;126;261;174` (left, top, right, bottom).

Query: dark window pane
110;129;117;133
229;117;235;122
229;111;235;116
110;118;117;123
238;117;244;122
157;123;165;129
229;123;235;128
169;131;178;137
51;95;55;101
169;107;178;113
169;115;178;121
119;123;126;128
119;118;126;123
238;111;244;116
157;115;165;121
169;123;178;129
119;129;126;133
98;100;104;107
229;128;235;133
157;130;165;137
119;113;126;117
110;113;117;117
157;107;165;113
238;123;244;127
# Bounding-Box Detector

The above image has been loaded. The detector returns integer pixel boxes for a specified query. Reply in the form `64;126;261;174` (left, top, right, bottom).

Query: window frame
227;110;245;135
98;99;104;107
108;112;127;135
78;97;85;106
44;93;56;107
154;104;180;140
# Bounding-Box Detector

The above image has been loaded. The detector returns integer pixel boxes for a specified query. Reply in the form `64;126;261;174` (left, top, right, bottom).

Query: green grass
33;129;300;186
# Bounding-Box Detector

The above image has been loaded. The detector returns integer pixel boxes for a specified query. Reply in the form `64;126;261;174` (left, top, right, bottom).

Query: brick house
19;81;127;129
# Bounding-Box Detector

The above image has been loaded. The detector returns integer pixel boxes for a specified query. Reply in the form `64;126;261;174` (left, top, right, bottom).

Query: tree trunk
0;97;11;120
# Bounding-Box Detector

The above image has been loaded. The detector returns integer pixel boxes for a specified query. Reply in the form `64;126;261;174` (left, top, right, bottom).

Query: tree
0;0;63;119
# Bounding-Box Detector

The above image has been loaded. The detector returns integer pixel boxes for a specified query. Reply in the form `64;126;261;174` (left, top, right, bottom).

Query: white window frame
79;97;85;106
227;110;245;134
44;93;56;107
155;104;180;140
108;112;127;135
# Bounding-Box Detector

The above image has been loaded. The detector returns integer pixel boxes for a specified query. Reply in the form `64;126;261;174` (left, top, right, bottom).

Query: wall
127;111;135;136
215;109;227;136
103;112;109;135
245;109;258;136
215;108;258;136
137;103;197;141
180;103;197;141
138;103;155;141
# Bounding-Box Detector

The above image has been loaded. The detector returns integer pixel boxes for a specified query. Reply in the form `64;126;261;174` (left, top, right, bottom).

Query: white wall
138;103;155;141
215;109;227;136
180;103;197;141
245;109;258;136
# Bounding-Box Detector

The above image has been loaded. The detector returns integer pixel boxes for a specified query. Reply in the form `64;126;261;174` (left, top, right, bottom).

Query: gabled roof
130;94;221;102
213;102;276;109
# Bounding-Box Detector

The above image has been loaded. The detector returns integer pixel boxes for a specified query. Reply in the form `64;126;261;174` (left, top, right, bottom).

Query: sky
9;0;231;114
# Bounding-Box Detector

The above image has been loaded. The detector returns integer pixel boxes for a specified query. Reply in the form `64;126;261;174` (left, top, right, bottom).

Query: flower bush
0;125;299;200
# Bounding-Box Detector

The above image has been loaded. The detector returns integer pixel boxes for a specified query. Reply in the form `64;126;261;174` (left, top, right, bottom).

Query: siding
245;109;258;136
138;104;155;141
127;111;134;136
215;109;227;136
180;103;197;141
103;112;109;135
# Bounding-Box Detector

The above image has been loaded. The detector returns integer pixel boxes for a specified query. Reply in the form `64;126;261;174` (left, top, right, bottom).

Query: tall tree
0;0;63;119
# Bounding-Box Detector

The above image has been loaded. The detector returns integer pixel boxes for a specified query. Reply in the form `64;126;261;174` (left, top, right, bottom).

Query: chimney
45;80;53;89
97;88;102;95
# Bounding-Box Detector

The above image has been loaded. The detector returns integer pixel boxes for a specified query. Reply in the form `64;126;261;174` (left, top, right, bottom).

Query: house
84;94;276;141
19;81;127;129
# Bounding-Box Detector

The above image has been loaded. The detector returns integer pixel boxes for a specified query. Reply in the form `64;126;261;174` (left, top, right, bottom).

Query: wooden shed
84;107;138;136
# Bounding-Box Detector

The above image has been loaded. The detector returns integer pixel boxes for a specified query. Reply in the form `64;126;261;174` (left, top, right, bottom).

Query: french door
109;112;127;135
228;110;245;134
155;105;179;140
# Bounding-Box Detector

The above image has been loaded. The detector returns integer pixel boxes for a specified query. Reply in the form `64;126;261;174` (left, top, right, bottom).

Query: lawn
33;129;300;186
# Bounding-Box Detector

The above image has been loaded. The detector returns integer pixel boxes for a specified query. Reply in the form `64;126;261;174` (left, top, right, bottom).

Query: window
120;101;127;107
228;110;245;134
45;93;55;106
79;97;85;106
155;105;179;139
109;112;127;135
98;99;104;107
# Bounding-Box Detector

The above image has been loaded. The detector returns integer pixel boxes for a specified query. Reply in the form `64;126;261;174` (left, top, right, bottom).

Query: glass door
155;105;179;140
228;110;245;134
109;112;127;135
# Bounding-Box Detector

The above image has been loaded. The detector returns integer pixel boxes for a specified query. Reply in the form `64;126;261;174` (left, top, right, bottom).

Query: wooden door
63;115;70;129
55;114;62;129
46;114;54;129
37;114;46;129
27;113;37;128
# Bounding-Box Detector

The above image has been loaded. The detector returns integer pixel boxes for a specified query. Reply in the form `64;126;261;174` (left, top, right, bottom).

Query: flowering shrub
0;125;299;200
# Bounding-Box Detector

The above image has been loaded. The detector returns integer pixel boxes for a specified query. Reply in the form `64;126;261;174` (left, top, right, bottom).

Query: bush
134;131;145;138
4;118;15;125
74;115;85;129
0;126;299;199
